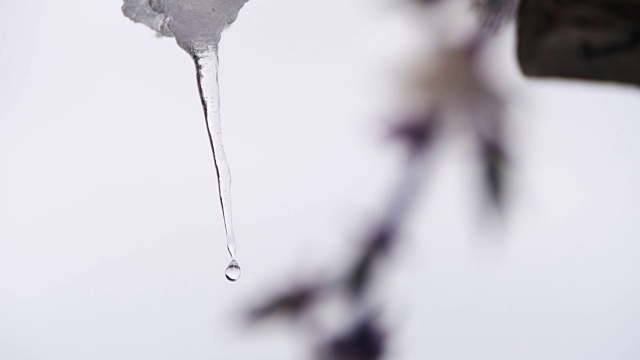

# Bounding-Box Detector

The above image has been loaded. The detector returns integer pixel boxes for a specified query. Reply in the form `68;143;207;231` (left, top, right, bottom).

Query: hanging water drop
225;260;241;282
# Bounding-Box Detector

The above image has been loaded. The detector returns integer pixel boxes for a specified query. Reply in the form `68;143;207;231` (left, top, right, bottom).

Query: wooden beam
517;0;640;86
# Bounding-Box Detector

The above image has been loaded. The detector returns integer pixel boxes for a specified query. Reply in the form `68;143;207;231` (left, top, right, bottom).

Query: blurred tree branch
245;1;516;359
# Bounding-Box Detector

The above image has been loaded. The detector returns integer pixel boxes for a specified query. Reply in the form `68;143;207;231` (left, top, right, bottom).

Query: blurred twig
245;2;515;359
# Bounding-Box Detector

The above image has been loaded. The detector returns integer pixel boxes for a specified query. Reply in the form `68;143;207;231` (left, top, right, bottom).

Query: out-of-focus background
2;0;640;359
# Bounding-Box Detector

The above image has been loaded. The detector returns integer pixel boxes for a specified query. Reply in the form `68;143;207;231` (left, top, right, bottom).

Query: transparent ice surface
194;50;238;262
122;0;248;280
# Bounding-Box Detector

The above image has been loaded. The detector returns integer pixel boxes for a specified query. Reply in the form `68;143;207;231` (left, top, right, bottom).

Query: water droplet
225;260;241;282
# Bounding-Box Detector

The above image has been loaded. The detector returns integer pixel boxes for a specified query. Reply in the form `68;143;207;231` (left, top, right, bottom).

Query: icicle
122;0;249;281
193;48;241;279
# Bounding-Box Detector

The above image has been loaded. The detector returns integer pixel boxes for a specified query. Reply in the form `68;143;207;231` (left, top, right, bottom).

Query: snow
122;0;249;53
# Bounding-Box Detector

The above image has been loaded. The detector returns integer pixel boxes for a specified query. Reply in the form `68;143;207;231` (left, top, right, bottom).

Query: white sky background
1;0;640;359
